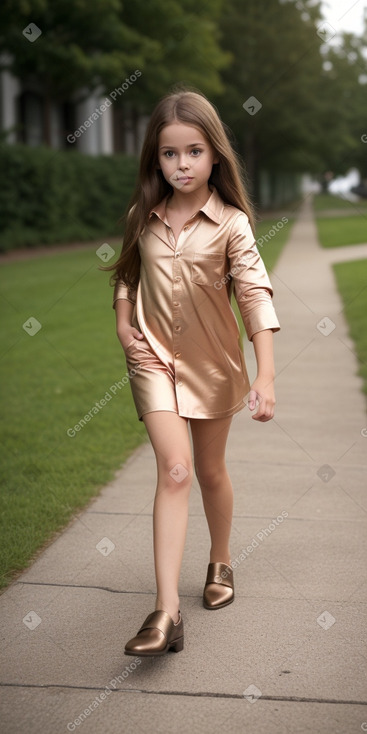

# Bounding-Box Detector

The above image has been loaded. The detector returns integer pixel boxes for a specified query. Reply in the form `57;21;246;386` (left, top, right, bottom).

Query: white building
0;58;146;155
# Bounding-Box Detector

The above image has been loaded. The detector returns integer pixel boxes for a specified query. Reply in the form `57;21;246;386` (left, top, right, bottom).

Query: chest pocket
190;252;225;286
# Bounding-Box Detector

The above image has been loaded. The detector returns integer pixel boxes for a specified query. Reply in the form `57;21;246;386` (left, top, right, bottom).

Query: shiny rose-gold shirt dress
113;186;281;421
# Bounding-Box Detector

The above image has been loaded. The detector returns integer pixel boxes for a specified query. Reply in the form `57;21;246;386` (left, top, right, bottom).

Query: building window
18;91;44;146
62;101;76;150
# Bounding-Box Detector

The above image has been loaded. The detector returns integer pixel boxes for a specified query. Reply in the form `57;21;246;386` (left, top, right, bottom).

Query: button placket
168;217;200;408
172;232;188;406
172;233;183;400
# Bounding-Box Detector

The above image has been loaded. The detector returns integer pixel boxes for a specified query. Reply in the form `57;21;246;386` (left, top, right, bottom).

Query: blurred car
350;182;367;199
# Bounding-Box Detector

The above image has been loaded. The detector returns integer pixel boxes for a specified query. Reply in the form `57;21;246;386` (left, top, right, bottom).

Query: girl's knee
158;457;193;489
194;462;227;488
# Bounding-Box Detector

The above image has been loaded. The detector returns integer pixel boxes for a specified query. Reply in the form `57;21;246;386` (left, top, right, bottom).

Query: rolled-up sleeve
112;279;137;309
227;213;281;341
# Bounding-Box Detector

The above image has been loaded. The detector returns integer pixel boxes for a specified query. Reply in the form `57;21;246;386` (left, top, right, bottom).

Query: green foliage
0;0;154;100
212;0;325;181
0;0;228;103
1;0;367;190
0;144;138;250
210;0;367;189
120;0;230;102
315;32;367;179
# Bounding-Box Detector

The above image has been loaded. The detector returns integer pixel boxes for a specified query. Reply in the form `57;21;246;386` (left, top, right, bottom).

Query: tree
0;0;158;144
120;0;230;104
212;0;327;198
315;29;367;182
0;0;230;146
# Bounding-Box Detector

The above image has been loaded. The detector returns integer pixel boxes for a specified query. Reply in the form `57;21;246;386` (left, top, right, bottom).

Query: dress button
174;326;181;331
175;352;181;358
175;251;181;258
173;301;180;307
177;381;183;387
174;276;181;282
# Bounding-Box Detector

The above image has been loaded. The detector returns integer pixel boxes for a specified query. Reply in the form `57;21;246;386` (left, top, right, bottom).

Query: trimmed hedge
0;144;138;251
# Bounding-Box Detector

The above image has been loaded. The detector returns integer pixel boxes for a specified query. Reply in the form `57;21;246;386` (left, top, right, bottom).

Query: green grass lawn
333;259;367;399
0;247;147;589
256;216;291;271
0;218;289;590
313;193;367;248
315;215;367;248
313;193;367;211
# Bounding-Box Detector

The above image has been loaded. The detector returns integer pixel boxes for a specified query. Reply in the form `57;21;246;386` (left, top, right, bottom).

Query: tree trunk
131;106;139;155
243;129;259;203
44;92;52;146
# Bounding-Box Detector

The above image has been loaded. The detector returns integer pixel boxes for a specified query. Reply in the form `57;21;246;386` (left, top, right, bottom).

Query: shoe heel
170;636;184;652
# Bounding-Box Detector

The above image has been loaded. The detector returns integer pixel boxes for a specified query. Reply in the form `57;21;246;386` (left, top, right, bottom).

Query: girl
106;88;280;656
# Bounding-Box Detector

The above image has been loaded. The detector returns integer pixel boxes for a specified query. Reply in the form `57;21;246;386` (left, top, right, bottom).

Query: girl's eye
163;149;202;158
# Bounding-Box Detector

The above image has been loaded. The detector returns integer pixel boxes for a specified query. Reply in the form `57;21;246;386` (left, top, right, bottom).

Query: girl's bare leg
190;416;233;566
142;411;193;624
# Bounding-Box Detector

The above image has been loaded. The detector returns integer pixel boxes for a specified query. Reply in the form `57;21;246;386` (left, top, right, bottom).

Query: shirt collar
149;185;224;225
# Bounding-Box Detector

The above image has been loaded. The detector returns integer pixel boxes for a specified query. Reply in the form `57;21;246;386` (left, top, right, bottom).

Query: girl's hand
118;327;144;351
248;377;275;421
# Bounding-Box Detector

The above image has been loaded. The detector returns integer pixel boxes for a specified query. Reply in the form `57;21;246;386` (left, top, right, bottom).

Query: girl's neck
166;183;213;214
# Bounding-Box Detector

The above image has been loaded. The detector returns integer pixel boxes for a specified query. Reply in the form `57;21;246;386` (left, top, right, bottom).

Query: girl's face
157;123;218;193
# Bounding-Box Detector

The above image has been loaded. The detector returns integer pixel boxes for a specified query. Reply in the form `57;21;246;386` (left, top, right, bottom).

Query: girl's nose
178;154;189;169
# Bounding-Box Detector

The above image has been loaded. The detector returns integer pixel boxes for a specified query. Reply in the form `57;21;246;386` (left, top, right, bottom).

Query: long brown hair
104;87;256;290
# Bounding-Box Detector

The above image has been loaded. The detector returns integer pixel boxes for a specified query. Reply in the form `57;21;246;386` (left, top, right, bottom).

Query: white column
99;98;113;154
75;93;100;155
0;67;20;144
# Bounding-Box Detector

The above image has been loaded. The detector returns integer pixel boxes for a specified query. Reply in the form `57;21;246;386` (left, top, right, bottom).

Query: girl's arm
226;213;280;422
248;329;275;421
115;298;143;350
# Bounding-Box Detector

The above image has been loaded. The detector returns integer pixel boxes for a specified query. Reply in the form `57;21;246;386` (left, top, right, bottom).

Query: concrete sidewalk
1;195;367;733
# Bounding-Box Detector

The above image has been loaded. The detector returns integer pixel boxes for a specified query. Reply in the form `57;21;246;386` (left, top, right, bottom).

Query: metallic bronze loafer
124;610;184;656
203;562;234;609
